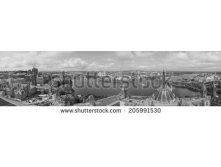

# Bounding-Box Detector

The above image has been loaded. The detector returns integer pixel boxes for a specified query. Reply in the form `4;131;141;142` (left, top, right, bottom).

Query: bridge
185;83;201;92
95;95;121;106
172;82;201;92
172;80;221;93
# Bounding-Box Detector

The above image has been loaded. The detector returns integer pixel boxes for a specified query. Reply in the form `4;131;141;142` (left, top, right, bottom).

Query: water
0;98;15;106
173;87;201;98
0;80;201;106
73;79;200;98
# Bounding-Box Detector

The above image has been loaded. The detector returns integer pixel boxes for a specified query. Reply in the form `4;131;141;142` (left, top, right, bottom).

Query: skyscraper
31;68;38;86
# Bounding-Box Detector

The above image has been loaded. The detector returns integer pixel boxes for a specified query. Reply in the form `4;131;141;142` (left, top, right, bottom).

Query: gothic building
151;69;176;105
211;81;221;106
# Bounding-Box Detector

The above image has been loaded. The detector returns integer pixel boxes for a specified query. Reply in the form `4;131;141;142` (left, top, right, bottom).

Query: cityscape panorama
0;51;221;106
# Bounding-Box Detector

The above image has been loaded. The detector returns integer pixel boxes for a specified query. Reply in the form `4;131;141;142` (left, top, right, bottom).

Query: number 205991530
128;108;161;113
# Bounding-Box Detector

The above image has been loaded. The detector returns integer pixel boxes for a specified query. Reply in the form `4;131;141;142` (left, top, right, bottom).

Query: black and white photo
0;51;221;106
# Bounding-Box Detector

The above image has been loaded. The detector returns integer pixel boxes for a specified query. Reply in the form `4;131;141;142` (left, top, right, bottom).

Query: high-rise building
31;68;38;86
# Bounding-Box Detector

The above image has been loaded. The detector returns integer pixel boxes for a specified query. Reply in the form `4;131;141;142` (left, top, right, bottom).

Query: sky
0;51;221;71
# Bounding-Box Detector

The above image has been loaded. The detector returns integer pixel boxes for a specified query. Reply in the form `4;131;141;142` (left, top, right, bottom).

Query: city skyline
0;51;221;71
1;59;221;106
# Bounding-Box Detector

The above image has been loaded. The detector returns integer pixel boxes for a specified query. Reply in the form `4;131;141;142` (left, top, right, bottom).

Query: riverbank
0;97;16;106
0;95;30;106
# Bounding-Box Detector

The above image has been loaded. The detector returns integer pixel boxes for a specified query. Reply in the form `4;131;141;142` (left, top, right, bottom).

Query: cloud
0;51;221;71
61;58;87;69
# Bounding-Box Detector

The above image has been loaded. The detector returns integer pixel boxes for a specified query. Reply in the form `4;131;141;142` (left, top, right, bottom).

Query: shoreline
0;96;30;106
0;97;15;106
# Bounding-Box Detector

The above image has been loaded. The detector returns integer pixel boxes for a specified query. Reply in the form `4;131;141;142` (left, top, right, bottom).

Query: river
0;97;15;106
73;79;201;98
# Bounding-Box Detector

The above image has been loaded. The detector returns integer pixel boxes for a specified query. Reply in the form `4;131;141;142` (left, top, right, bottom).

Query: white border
1;0;221;167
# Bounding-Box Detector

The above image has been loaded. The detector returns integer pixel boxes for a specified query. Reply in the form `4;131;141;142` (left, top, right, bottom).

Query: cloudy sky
0;51;221;71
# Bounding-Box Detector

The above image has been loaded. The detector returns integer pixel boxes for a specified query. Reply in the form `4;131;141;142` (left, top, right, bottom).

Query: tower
62;71;66;80
162;69;166;88
31;67;38;86
212;81;217;97
88;95;96;106
121;84;128;99
61;71;66;87
201;82;207;98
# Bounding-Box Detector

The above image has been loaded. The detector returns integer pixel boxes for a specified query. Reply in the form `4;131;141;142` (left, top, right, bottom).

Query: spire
163;68;166;88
